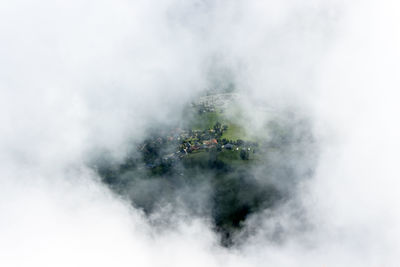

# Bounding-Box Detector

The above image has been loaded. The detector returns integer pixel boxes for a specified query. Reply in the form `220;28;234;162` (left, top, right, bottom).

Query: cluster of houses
180;138;218;154
192;93;239;112
171;123;256;160
159;138;254;165
138;120;258;168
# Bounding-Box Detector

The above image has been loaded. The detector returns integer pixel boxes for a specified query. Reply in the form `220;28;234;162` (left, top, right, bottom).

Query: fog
1;0;400;266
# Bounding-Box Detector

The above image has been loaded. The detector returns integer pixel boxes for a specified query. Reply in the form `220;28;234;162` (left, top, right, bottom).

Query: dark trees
240;149;249;160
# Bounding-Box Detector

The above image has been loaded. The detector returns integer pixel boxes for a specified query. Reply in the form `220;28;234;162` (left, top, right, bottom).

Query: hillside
94;93;314;246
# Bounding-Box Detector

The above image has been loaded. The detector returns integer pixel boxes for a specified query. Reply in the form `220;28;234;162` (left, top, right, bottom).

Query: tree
240;149;249;160
214;122;222;135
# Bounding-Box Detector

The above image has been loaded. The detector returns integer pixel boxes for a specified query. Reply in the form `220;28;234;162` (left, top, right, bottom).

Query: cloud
1;0;400;266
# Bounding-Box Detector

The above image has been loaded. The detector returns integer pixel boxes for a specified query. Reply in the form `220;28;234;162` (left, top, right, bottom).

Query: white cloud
1;0;400;266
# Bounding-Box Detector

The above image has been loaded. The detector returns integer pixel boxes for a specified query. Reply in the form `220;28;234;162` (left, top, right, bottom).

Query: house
224;144;233;150
203;139;218;146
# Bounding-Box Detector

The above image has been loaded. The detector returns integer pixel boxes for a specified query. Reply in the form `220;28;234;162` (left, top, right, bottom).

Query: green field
190;111;220;130
188;110;249;141
221;123;246;140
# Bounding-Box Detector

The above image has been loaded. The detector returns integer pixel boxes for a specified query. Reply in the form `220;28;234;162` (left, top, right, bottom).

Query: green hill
94;93;315;247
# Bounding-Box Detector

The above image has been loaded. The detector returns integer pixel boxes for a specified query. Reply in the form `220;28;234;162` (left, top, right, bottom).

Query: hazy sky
1;0;400;266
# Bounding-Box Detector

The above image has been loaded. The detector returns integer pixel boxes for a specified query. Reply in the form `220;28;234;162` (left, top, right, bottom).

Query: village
138;121;258;169
191;93;239;113
136;92;260;169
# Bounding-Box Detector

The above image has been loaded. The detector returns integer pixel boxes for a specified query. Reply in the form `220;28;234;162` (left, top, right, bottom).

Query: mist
1;0;400;266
